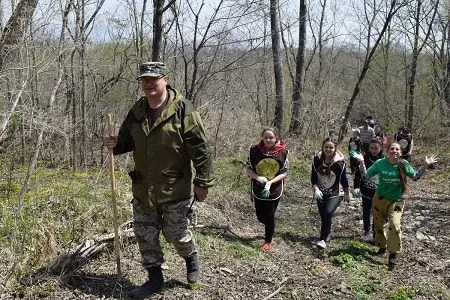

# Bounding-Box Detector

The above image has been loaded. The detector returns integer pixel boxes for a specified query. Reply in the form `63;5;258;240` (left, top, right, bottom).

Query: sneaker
261;242;273;251
325;233;331;242
185;252;199;283
376;248;386;257
361;231;373;242
316;240;326;249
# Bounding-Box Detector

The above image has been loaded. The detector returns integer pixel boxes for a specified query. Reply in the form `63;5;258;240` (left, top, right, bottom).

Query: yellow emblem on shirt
256;158;280;180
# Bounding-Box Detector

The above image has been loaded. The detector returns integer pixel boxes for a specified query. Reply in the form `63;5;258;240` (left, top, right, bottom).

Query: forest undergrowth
0;142;449;299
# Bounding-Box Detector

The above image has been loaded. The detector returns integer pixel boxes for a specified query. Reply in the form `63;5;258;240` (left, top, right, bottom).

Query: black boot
376;247;386;257
185;252;199;283
129;266;164;299
388;253;398;269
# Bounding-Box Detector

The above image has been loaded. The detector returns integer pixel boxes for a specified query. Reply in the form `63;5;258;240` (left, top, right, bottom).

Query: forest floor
1;152;449;300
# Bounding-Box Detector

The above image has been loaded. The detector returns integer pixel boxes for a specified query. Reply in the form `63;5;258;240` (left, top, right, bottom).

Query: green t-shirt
366;157;416;201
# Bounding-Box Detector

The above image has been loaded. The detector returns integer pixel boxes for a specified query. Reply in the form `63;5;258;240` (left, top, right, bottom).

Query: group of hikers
247;123;435;253
103;61;438;299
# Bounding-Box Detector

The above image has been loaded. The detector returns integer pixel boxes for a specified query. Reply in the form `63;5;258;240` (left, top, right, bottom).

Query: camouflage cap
137;62;167;79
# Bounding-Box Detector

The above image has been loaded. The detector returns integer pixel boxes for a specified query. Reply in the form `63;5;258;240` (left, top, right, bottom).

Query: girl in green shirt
354;141;437;268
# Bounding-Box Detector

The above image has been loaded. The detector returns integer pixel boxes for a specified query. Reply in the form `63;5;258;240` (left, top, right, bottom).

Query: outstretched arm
409;154;438;181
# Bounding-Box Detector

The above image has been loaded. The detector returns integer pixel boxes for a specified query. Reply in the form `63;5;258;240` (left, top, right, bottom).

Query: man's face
140;76;167;98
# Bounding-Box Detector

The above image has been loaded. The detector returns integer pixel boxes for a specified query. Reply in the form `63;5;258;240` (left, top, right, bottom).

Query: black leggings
254;198;280;243
361;186;375;233
317;196;342;241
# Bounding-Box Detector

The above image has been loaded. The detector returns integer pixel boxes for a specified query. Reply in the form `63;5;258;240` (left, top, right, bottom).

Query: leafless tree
403;0;439;129
338;0;410;141
289;0;306;134
0;0;38;67
270;0;285;134
151;0;176;61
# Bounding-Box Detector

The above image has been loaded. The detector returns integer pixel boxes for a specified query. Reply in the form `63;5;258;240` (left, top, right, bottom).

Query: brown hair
388;141;408;193
369;138;383;156
318;137;338;176
261;126;278;138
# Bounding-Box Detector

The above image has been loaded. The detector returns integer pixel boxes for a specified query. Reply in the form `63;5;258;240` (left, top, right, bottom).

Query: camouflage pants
372;194;404;254
133;197;196;269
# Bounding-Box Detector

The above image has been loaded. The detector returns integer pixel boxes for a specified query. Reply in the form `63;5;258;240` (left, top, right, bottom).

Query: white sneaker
317;240;327;249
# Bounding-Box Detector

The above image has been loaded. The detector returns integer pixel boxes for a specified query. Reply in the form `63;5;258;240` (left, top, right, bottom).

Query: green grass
195;231;259;261
386;286;415;300
0;160;131;280
333;252;361;269
352;280;378;299
329;239;374;270
287;157;310;181
277;206;312;243
226;240;259;259
213;158;248;190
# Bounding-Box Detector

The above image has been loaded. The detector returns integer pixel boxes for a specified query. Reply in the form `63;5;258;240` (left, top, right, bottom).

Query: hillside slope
1;160;449;300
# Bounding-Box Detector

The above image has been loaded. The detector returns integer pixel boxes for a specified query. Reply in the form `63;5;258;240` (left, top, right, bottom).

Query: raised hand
424;154;438;168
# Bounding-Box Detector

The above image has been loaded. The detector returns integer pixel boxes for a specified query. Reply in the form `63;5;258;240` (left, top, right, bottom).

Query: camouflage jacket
113;86;214;205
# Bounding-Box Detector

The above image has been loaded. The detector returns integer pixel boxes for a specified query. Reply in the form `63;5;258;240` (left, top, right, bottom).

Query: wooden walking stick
107;114;122;276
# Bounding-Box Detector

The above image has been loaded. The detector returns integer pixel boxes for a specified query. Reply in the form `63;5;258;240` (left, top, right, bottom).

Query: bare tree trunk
0;0;38;67
80;0;87;168
338;0;406;142
406;0;439;129
0;80;27;143
315;0;327;91
381;25;392;121
406;0;421;129
152;0;163;61
289;0;306;134
151;0;175;61
270;0;285;135
445;12;450;112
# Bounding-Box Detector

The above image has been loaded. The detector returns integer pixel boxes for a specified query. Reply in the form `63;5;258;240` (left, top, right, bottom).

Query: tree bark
289;0;306;134
151;0;175;61
445;9;450;112
270;0;285;135
406;0;439;129
0;0;38;67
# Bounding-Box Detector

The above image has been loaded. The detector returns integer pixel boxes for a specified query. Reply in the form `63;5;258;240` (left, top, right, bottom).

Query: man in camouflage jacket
104;62;214;299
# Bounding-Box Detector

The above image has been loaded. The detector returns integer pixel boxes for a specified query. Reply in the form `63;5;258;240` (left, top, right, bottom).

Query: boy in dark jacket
353;138;383;241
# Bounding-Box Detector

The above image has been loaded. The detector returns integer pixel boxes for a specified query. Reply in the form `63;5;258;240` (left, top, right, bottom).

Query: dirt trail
2;171;449;300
